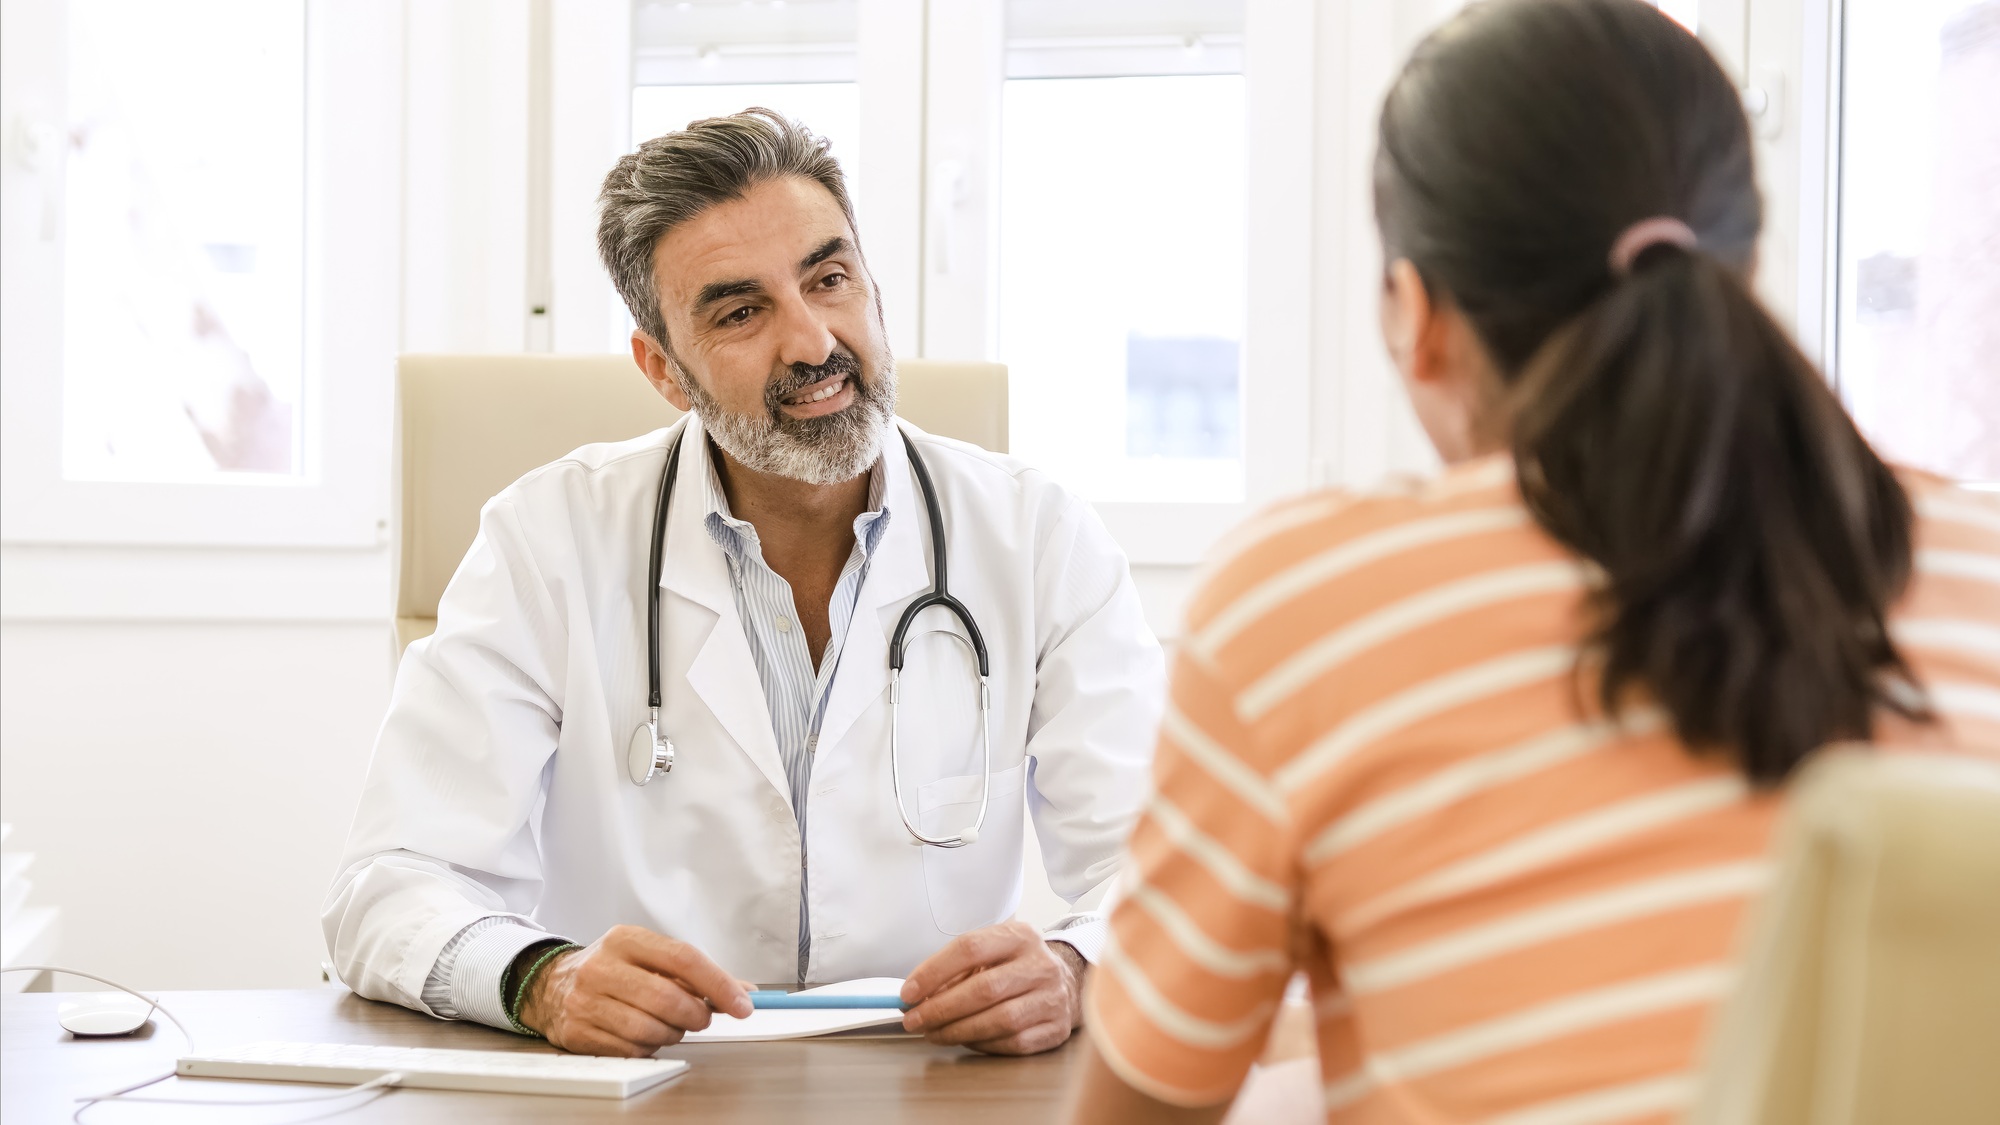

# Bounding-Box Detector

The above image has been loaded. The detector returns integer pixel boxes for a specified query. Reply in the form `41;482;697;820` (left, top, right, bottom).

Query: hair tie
1609;216;1698;276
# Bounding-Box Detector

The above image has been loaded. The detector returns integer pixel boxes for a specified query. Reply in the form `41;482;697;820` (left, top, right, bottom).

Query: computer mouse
58;994;156;1037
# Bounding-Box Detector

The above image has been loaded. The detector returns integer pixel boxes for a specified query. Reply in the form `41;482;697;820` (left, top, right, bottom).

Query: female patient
1065;0;2000;1122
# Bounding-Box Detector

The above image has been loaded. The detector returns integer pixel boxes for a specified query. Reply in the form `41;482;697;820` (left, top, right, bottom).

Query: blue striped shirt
700;448;890;984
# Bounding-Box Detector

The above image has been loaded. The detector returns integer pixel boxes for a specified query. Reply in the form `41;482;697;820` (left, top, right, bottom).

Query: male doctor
323;109;1164;1058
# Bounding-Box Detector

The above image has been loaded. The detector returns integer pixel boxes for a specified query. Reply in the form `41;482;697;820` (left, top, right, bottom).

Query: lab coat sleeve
1022;492;1166;961
322;496;572;1015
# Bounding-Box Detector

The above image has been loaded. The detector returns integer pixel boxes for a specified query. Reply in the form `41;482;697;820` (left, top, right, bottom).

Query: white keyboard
177;1041;689;1099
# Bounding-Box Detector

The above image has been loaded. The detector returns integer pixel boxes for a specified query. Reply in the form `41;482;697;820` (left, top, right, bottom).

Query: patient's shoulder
1184;455;1532;634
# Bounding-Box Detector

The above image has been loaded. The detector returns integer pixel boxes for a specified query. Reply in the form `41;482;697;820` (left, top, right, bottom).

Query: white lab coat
324;415;1164;1011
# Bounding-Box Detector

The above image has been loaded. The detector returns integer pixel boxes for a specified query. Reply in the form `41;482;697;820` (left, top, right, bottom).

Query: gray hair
597;108;858;350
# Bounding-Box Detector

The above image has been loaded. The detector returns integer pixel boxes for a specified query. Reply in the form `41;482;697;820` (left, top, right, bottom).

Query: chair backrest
394;353;1007;650
1690;749;2000;1125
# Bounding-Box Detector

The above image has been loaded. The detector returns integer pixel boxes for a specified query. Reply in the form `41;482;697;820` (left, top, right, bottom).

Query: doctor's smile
773;363;858;417
779;374;852;414
326;107;1162;1062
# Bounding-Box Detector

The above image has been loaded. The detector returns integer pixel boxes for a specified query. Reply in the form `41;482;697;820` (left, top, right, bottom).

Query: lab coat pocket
918;761;1026;936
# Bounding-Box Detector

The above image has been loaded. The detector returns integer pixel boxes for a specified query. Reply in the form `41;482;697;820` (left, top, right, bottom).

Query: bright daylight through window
999;0;1247;504
1836;0;1998;484
61;0;306;483
630;1;861;210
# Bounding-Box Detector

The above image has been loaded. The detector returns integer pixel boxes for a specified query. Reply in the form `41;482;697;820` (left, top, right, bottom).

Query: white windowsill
0;543;392;623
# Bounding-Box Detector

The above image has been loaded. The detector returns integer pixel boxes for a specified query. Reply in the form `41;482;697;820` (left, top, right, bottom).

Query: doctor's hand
900;921;1086;1056
517;925;753;1056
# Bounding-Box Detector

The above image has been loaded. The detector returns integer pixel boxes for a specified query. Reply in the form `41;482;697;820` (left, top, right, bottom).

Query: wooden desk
2;986;1080;1122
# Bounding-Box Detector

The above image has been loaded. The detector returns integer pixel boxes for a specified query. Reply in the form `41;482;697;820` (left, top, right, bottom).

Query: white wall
0;621;392;988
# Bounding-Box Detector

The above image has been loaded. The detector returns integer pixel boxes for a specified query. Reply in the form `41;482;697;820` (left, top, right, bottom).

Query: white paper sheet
674;977;917;1044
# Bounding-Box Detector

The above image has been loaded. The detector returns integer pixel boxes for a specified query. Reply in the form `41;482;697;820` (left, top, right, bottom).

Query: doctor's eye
817;271;848;290
722;305;756;326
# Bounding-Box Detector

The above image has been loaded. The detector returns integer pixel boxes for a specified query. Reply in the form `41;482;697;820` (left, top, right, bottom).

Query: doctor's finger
901;922;1037;1003
966;1015;1072;1057
593;960;716;1032
905;961;1040;1032
613;930;752;1018
576;993;683;1053
919;991;1055;1048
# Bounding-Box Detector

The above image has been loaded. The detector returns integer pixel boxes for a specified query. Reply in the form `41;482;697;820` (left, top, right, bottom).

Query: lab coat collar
658;413;731;617
698;436;892;567
659;412;911;607
811;420;932;759
657;413;789;802
657;413;932;807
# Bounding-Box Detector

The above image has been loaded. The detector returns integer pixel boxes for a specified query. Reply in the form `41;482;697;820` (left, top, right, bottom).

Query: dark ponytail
1376;0;1928;784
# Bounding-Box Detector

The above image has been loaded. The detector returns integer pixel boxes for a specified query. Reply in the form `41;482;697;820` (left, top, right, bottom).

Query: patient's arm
1063;1021;1324;1125
1063;1042;1232;1125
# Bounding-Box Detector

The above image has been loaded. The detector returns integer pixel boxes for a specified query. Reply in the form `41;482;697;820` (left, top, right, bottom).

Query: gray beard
673;353;897;486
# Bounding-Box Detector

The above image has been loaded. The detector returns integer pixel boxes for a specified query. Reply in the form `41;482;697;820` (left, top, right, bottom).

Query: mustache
765;351;864;410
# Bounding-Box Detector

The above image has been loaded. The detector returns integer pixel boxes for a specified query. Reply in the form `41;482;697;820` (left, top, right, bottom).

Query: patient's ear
631;332;692;413
1379;258;1429;383
1382;258;1462;390
1380;258;1504;463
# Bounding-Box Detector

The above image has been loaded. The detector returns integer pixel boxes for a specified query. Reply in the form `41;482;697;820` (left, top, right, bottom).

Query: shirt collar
700;437;891;562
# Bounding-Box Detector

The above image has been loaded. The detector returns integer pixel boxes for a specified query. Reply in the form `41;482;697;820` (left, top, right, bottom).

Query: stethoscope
627;426;994;849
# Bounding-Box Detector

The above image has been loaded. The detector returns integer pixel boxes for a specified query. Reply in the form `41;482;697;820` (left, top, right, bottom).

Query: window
630;1;862;190
604;0;1310;563
998;1;1247;503
1652;0;1698;33
1;0;399;547
61;0;306;483
1833;0;1997;483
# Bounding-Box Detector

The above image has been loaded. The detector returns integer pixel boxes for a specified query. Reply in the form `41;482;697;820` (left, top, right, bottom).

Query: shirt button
776;615;792;633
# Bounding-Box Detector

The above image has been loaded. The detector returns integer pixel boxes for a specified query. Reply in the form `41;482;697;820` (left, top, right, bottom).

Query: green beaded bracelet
506;941;581;1036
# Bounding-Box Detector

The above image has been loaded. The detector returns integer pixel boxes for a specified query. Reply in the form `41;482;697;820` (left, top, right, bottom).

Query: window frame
1699;0;1841;370
602;0;1314;565
922;0;1315;564
0;0;401;549
1716;0;1996;489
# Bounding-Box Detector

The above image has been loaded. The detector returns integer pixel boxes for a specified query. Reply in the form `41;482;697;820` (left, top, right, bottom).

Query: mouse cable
4;965;194;1050
3;965;403;1114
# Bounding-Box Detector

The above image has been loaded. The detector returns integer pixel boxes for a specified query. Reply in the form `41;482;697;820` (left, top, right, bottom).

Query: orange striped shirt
1087;454;2000;1122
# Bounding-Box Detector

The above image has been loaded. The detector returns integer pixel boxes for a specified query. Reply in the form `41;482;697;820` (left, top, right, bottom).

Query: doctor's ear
631;332;693;413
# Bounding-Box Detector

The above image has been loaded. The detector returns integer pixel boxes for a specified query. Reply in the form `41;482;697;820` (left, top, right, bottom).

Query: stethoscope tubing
889;661;991;849
645;430;686;713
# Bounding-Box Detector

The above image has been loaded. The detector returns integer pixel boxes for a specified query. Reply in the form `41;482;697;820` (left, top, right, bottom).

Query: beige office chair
395;353;1007;651
1690;749;2000;1125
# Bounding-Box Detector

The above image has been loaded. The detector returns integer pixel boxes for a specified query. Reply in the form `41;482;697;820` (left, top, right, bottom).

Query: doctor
324;109;1164;1058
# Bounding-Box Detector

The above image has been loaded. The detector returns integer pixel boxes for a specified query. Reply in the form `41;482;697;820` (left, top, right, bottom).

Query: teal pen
747;991;911;1011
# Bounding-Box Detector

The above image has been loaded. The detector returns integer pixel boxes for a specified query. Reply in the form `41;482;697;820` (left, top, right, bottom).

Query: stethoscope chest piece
628;716;674;786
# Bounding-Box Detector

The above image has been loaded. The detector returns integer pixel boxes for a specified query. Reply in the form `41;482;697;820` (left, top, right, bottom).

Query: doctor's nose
770;295;837;371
